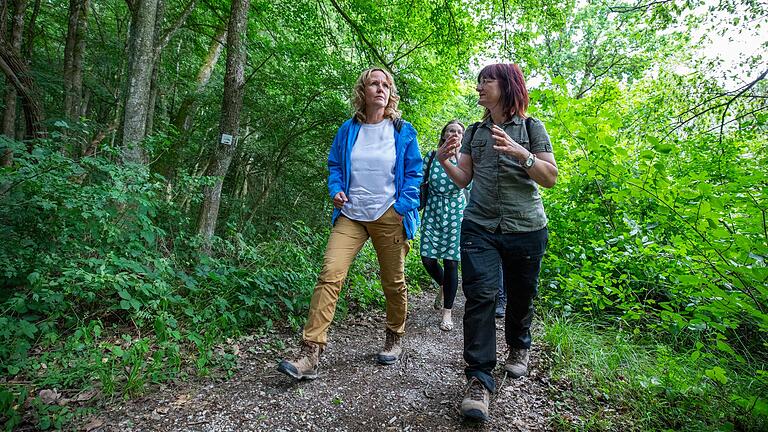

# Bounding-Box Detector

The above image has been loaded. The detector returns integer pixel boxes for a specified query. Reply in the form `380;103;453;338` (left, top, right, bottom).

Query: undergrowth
541;314;768;431
0;141;428;430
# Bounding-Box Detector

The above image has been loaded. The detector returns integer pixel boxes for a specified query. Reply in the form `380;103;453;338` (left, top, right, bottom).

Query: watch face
524;155;534;168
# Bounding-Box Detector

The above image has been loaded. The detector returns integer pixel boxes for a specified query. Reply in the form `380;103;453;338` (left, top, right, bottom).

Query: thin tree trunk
0;1;8;39
22;0;39;58
0;36;44;149
173;28;226;133
197;0;250;251
0;45;43;140
2;0;26;142
121;0;158;164
63;0;89;122
145;0;164;134
158;29;225;177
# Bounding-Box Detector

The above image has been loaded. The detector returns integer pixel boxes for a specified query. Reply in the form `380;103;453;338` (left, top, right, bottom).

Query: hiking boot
460;377;490;421
377;329;402;365
277;340;323;380
504;348;529;378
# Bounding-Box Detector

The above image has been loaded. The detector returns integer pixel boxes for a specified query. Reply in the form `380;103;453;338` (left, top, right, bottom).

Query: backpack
418;150;436;211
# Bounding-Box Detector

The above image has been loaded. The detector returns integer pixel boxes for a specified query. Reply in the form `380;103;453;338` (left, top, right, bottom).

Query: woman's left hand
491;125;527;160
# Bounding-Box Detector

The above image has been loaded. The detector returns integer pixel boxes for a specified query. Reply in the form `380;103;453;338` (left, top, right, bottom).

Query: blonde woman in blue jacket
278;67;422;380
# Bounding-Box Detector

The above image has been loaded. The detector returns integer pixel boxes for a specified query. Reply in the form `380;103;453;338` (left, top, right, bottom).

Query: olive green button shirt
459;115;553;233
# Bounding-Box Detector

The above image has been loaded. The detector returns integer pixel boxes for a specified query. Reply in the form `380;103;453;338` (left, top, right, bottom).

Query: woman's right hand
437;135;461;162
333;191;349;208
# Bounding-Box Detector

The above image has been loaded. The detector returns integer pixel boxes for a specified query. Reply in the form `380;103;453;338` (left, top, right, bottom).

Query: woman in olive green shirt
437;63;558;421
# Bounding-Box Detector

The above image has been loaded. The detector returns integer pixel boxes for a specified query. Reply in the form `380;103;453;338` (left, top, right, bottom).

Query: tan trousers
303;206;410;346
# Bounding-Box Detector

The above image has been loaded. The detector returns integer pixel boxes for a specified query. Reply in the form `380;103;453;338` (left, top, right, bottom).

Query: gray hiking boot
277;340;323;380
377;329;403;365
460;377;490;421
504;348;530;378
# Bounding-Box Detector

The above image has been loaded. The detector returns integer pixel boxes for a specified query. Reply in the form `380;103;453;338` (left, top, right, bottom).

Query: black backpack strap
425;150;436;179
524;117;533;140
467;122;481;143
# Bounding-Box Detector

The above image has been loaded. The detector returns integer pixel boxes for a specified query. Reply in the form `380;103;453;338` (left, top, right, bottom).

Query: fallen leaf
75;388;99;402
173;394;191;405
82;418;104;431
39;389;60;405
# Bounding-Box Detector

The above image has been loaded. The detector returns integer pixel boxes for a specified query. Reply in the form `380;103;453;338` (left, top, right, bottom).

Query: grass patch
541;314;768;431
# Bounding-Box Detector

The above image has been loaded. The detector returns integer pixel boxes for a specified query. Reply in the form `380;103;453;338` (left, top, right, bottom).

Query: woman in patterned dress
420;120;467;331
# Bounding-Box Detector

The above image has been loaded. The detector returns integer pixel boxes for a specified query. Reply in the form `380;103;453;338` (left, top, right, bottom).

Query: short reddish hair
478;63;529;121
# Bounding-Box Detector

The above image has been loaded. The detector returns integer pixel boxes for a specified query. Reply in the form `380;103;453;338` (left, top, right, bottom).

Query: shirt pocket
470;139;487;166
513;127;531;152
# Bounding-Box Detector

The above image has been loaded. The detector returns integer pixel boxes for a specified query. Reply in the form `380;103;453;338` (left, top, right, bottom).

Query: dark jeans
461;219;548;393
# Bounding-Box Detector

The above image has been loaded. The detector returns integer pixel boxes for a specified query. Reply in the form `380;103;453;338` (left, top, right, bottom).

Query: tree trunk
197;0;250;251
0;0;8;39
63;0;89;122
155;28;225;180
145;0;164;134
173;28;226;133
2;0;26;143
0;39;44;148
121;0;159;164
22;0;39;58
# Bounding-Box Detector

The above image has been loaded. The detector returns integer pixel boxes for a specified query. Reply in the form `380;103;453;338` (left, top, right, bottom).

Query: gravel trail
94;290;558;431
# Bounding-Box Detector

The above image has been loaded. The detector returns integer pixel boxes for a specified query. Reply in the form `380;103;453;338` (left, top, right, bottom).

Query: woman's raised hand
333;191;348;208
491;125;527;160
438;135;461;162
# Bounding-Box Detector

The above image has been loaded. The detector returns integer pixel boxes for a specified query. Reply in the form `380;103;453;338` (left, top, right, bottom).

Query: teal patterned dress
419;153;468;261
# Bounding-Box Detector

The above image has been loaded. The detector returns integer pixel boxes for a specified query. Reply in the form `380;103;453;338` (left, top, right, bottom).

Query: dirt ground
90;290;566;431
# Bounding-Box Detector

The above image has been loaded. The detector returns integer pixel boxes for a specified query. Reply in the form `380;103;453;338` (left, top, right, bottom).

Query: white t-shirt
341;119;397;222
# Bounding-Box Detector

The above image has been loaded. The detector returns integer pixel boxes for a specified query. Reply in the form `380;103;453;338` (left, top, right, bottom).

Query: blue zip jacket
327;117;423;239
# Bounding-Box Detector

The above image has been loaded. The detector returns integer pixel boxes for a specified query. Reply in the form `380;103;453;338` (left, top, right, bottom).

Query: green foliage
1;0;766;429
0;136;426;427
543;315;768;431
538;66;767;357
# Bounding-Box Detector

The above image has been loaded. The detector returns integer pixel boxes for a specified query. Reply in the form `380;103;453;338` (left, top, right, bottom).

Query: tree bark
173;28;226;133
154;28;225;181
22;0;39;58
0;0;8;39
197;0;250;250
0;39;44;151
63;0;89;122
2;0;26;144
144;0;165;134
121;0;159;164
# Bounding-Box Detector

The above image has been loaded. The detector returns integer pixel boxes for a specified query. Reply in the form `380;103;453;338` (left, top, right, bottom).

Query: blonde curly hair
352;67;401;123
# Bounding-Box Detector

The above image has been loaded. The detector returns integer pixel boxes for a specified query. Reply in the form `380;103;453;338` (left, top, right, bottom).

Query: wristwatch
521;153;536;169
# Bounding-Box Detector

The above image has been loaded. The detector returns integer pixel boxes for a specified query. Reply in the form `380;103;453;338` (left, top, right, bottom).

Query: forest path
95;291;560;431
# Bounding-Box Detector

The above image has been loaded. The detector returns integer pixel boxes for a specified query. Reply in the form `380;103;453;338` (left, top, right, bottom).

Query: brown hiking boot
504;348;530;378
377;329;402;365
277;340;323;380
460;377;490;421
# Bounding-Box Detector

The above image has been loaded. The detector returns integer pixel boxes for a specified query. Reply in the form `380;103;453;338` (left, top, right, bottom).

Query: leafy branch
328;0;392;73
664;68;768;142
609;0;674;14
